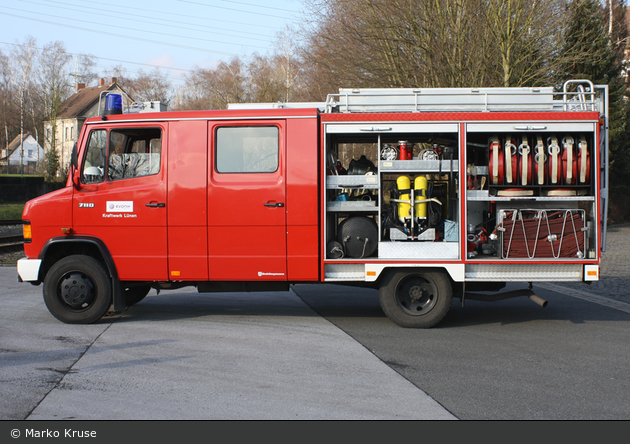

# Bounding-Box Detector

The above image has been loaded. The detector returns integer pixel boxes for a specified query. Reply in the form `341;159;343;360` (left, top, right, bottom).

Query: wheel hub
59;273;95;309
396;277;437;315
409;285;424;302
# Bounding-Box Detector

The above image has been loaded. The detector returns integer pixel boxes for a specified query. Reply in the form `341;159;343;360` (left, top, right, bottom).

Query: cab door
207;121;287;281
73;124;167;281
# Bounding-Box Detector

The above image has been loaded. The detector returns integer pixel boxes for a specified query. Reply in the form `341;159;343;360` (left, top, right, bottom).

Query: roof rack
227;80;604;114
324;80;602;113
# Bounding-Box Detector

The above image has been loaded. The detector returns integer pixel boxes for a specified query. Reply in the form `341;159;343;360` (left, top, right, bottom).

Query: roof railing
323;80;602;114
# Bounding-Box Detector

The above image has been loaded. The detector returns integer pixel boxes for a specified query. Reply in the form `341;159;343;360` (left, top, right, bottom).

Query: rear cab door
207;120;287;281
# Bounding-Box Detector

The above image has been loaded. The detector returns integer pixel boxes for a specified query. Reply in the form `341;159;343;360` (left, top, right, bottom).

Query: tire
43;255;112;324
124;285;151;307
379;270;452;328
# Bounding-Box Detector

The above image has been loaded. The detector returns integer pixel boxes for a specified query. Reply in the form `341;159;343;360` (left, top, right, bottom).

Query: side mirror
71;142;78;169
72;168;81;188
71;143;81;189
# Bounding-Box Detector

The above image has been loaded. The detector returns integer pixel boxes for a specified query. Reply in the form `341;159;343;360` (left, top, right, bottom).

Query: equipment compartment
466;129;595;197
497;209;586;259
325;134;380;259
465;126;598;260
324;126;461;260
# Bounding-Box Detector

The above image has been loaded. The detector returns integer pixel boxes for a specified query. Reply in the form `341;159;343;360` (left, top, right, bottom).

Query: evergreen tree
43;144;59;181
559;0;629;222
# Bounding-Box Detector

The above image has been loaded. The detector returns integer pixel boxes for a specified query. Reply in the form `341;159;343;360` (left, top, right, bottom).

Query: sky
0;0;306;87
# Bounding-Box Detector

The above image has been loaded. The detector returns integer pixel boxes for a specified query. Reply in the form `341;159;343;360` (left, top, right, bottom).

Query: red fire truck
18;80;608;327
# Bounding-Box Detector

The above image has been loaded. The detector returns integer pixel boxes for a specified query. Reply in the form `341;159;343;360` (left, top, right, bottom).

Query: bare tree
36;41;72;177
72;54;98;87
482;0;565;87
273;26;306;102
299;0;494;92
125;68;172;105
10;37;38;177
298;0;569;93
174;58;248;110
247;54;285;103
0;50;15;152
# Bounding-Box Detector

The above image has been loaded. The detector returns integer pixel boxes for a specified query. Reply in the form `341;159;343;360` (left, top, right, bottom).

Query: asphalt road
294;282;630;420
1;262;629;421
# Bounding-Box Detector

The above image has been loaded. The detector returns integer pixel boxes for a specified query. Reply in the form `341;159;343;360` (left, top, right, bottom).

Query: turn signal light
61;228;73;235
23;223;32;241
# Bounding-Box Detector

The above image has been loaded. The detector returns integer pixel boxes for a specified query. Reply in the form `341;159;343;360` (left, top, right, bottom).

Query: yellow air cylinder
396;175;411;223
414;176;428;220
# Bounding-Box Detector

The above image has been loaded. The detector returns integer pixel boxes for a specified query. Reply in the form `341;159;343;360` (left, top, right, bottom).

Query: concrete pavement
0;267;455;421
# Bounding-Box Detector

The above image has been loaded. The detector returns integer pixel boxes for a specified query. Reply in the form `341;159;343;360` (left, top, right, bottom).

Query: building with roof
43;77;132;174
0;133;45;175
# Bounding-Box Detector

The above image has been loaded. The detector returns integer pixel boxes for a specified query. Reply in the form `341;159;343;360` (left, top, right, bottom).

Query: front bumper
17;258;42;282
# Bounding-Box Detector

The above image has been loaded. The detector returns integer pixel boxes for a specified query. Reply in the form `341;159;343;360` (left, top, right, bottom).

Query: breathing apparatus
387;174;441;240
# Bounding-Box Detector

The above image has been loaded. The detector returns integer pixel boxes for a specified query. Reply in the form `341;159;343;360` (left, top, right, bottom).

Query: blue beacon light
103;94;123;116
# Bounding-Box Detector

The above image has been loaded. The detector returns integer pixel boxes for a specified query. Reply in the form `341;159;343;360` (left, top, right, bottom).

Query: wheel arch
368;264;465;287
38;236;119;283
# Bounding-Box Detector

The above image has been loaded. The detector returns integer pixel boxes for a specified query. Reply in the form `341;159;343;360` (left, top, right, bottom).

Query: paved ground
551;223;630;303
0;270;455;421
0;225;628;421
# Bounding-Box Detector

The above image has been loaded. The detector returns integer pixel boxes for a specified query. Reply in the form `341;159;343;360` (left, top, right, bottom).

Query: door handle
146;202;165;208
264;202;284;207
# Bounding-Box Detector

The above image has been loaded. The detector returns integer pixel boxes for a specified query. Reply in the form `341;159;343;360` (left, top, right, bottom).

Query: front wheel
43;255;112;324
379;270;452;328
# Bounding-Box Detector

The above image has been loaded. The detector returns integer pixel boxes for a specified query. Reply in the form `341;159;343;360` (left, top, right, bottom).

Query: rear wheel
379;270;452;328
43;255;112;324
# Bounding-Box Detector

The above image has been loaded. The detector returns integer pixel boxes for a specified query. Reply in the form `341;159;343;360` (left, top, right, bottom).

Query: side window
108;128;162;181
82;130;107;184
216;126;279;173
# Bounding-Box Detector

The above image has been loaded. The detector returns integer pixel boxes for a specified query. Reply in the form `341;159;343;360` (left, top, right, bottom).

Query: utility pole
20;89;24;180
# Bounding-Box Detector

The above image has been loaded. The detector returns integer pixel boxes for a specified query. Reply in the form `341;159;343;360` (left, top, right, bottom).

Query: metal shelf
466;190;595;202
326;175;379;189
327;201;378;213
379;160;459;172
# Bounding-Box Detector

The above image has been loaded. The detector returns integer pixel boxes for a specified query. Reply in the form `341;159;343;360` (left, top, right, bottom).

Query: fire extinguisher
398;140;411;160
